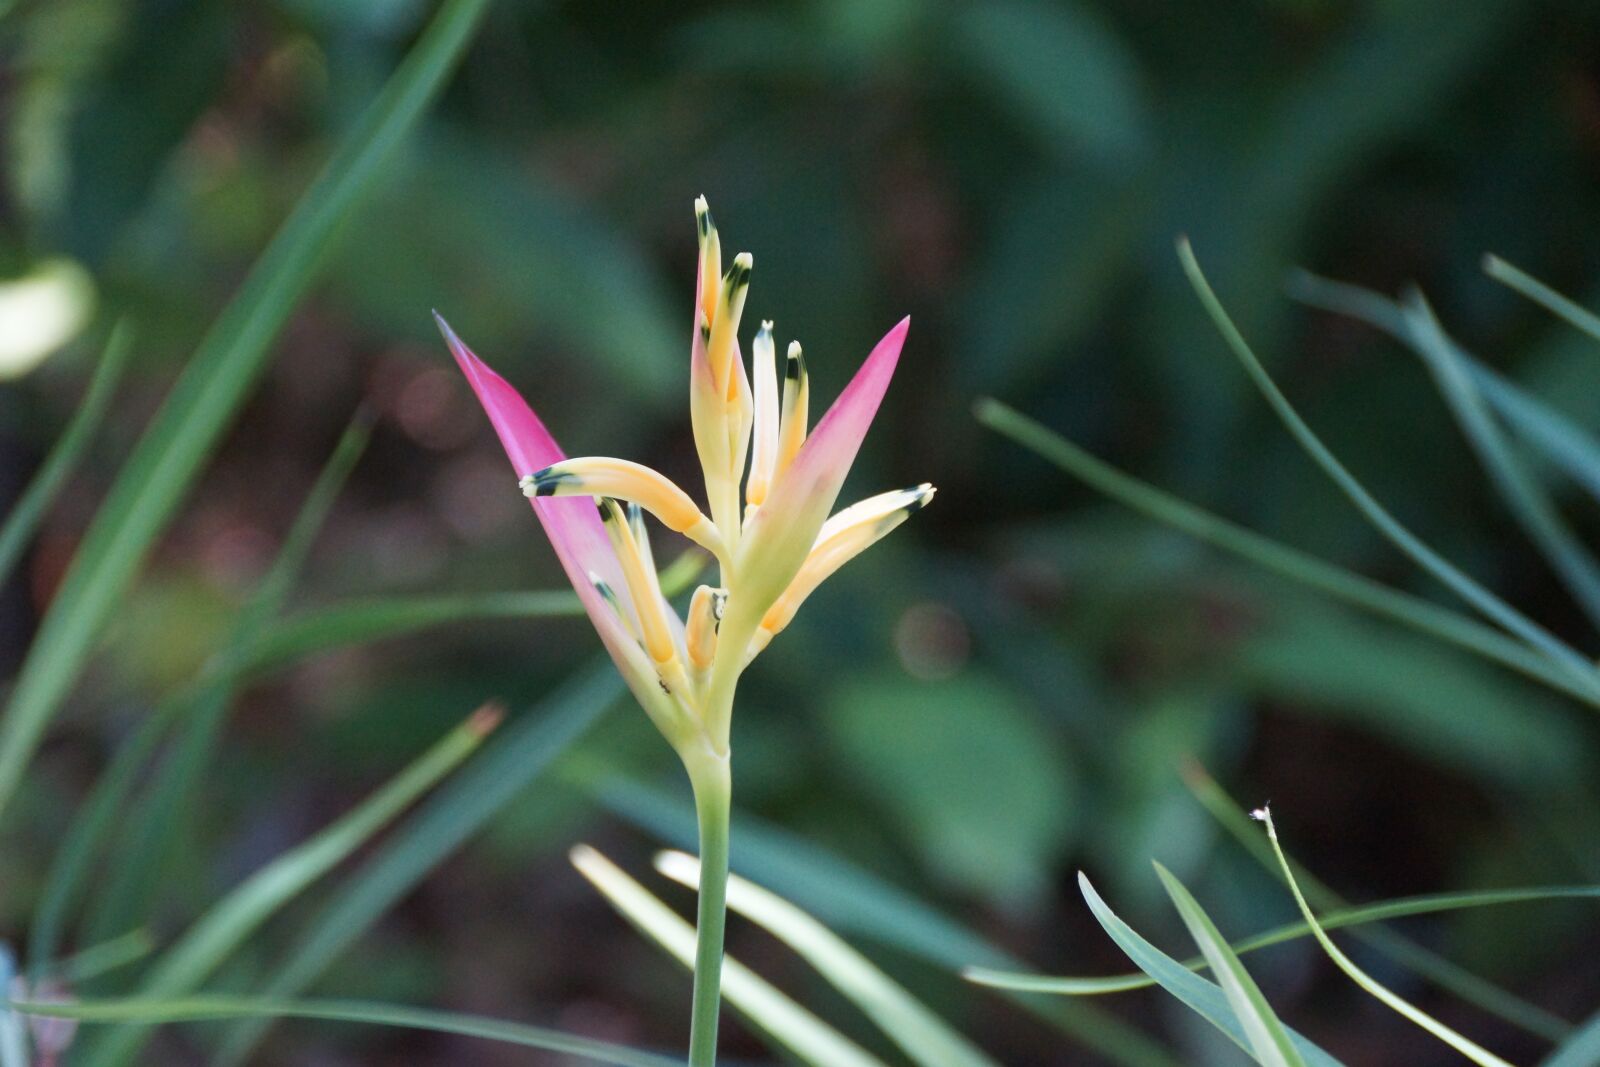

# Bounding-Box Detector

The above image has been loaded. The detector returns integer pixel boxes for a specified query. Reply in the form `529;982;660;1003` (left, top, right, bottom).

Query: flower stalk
439;198;929;1064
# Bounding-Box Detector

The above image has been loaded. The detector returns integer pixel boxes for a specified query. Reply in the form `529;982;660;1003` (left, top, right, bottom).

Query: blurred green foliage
3;0;1600;1063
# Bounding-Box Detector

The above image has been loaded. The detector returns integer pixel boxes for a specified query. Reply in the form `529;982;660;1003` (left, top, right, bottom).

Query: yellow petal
524;457;726;560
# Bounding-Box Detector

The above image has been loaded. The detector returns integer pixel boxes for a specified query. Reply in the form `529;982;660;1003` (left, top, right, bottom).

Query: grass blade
968;883;1600;997
246;592;584;668
1154;862;1307;1067
241;549;705;674
1484;255;1600;345
53;932;155;987
0;0;493;825
1179;239;1599;691
214;663;621;1064
83;412;372;951
1078;873;1344;1067
973;398;1600;710
1400;293;1600;630
1289;270;1600;504
10;996;676;1067
588;774;1181;1067
80;706;501;1067
657;850;999;1067
1544;1009;1600;1067
1184;763;1573;1041
1258;808;1515;1067
571;846;891;1067
0;322;131;589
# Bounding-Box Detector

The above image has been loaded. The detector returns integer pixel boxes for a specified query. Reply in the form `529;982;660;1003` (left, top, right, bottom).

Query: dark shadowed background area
2;0;1599;1063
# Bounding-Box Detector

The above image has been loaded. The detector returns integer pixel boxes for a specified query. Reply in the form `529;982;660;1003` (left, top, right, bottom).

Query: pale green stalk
681;742;732;1067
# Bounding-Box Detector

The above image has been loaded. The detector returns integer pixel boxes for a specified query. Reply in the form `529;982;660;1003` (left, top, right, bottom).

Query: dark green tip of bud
785;348;805;380
724;258;752;290
529;466;572;496
596;498;616;520
627;501;644;526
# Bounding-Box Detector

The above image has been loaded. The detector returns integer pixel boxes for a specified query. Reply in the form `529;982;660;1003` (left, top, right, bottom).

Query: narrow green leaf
1178;239;1599;692
571;846;890;1067
657;851;998;1067
968;883;1600;996
1289;270;1600;504
1077;873;1344;1067
973;398;1600;711
214;664;621;1065
1400;293;1600;630
242;550;704;675
0;0;493;825
0;321;131;589
1183;763;1573;1042
53;931;155;987
246;592;584;669
81;707;500;1067
1153;862;1306;1067
1259;808;1516;1067
10;996;675;1067
1484;254;1600;345
588;775;1181;1067
1544;1009;1600;1067
84;412;372;951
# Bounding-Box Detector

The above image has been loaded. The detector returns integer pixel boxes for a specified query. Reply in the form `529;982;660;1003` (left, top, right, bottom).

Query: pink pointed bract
434;315;633;637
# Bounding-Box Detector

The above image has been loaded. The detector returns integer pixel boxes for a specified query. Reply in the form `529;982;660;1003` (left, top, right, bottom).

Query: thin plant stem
685;748;732;1067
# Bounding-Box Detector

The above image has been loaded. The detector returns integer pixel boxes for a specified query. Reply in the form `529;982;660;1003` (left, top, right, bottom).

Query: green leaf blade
1154;862;1307;1067
0;0;494;826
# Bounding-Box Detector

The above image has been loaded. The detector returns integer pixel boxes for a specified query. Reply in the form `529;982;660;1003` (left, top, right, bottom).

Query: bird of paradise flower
437;198;931;1065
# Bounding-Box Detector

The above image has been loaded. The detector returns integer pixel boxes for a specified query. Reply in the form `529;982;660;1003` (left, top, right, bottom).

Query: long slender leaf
1399;294;1600;631
1078;873;1344;1067
1183;763;1573;1041
84;411;372;952
1484;254;1600;345
571;846;891;1067
1259;808;1515;1067
214;663;621;1064
1154;862;1306;1067
1288;270;1600;504
1178;239;1599;692
1545;1009;1600;1067
588;774;1181;1067
11;996;676;1067
0;321;131;589
241;548;705;675
54;932;155;987
0;0;493;825
81;707;500;1067
973;399;1600;711
657;850;999;1067
968;883;1600;996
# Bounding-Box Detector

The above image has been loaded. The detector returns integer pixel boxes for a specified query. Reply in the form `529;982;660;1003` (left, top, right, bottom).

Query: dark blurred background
3;0;1600;1063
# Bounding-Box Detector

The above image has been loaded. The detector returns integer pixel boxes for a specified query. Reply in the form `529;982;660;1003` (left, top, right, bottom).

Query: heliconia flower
439;198;931;759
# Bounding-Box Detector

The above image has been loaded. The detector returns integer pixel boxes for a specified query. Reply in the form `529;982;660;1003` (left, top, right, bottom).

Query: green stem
685;747;731;1067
